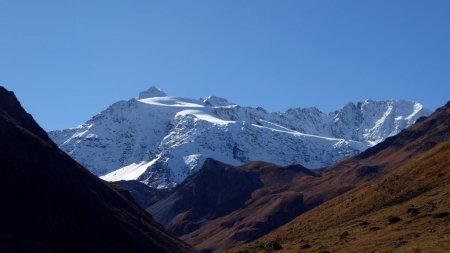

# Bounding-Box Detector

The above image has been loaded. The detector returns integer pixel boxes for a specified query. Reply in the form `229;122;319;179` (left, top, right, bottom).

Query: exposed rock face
137;86;167;99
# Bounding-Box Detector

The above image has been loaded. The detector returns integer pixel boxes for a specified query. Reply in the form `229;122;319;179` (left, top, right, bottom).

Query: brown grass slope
232;128;450;253
231;103;450;253
0;86;194;253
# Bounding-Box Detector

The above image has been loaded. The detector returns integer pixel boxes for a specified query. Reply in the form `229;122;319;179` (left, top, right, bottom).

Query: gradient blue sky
1;1;449;130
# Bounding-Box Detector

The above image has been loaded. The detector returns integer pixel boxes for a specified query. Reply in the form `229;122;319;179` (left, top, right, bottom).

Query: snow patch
177;110;235;125
100;157;159;181
138;96;205;108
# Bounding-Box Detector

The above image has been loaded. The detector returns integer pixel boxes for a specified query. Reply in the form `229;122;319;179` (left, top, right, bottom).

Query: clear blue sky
1;1;449;130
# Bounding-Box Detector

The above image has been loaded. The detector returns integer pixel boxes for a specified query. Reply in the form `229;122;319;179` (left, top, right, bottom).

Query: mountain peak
138;86;167;99
0;86;52;144
202;96;234;106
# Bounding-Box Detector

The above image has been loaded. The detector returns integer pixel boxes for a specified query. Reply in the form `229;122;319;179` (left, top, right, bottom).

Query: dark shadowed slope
0;87;194;253
234;102;450;253
147;159;319;251
113;180;172;208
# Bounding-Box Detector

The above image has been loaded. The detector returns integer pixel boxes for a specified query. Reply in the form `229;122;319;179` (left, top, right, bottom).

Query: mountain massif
49;87;430;188
1;84;448;253
0;86;193;253
147;101;449;251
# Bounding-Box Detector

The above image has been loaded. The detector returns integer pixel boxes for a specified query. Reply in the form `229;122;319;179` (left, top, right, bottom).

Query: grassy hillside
231;134;450;253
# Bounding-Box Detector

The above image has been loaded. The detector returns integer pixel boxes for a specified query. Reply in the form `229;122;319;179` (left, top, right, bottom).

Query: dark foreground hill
147;159;319;251
0;86;194;253
232;102;450;252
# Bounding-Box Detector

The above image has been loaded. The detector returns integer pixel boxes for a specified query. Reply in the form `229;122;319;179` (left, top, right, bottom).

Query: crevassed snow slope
49;87;431;188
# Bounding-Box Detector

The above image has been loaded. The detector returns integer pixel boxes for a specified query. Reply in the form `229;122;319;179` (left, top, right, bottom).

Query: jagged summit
137;86;167;99
49;92;431;188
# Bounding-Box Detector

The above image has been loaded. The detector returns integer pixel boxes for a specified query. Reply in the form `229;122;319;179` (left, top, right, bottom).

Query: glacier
49;87;431;188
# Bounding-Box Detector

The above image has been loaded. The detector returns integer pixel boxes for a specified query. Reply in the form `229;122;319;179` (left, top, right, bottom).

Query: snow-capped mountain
49;87;431;188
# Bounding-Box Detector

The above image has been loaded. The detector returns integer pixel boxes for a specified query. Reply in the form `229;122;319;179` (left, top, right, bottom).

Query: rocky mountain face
49;87;431;188
0;86;193;253
232;102;450;253
150;101;449;251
